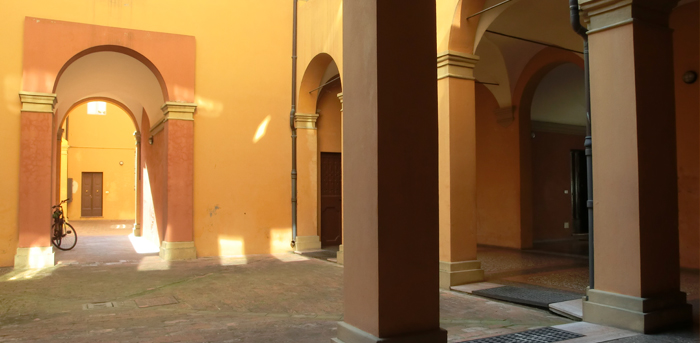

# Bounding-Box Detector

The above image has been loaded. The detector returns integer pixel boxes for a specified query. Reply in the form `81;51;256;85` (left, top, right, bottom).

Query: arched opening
294;53;344;260
528;63;588;255
50;49;166;263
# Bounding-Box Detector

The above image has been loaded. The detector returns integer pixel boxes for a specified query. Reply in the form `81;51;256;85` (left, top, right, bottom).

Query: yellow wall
64;102;136;220
0;1;296;264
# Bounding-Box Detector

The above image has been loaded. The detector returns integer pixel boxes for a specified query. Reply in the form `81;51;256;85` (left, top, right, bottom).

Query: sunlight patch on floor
128;233;161;254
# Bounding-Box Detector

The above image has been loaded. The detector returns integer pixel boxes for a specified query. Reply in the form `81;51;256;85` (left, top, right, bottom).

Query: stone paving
1;221;697;342
0;223;571;343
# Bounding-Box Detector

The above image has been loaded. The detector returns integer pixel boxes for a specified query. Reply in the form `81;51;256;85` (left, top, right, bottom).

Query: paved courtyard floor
0;221;696;342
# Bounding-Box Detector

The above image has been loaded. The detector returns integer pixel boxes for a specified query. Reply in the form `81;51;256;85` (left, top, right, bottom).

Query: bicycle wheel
51;223;62;249
54;222;77;251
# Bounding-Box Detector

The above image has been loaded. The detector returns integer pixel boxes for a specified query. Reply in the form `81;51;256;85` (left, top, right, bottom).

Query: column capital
437;51;479;81
161;102;197;120
294;112;320;130
151;102;197;135
579;0;679;33
337;92;344;112
18;92;56;113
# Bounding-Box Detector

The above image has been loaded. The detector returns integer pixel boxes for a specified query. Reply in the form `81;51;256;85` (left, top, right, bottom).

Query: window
87;101;107;115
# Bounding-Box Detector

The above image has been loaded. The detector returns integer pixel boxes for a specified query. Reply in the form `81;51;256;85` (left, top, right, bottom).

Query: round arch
53;46;169;104
298;53;342;114
513;47;585;249
60;97;141;134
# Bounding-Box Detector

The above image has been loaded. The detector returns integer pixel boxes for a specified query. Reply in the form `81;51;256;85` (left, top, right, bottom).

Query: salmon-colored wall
671;3;700;270
531;131;585;241
64;102;137;220
475;83;521;248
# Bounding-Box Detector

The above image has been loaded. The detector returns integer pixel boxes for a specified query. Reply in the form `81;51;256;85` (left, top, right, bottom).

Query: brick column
335;0;446;342
437;51;485;288
155;102;197;261
294;112;323;251
580;0;691;333
15;92;57;269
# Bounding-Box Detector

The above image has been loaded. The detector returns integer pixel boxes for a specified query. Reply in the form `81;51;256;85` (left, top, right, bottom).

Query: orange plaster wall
475;83;521;248
317;81;343;153
531;131;585;241
671;3;700;270
1;1;299;258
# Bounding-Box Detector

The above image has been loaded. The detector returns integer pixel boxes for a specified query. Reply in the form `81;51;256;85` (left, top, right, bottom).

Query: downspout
290;0;298;248
570;0;594;290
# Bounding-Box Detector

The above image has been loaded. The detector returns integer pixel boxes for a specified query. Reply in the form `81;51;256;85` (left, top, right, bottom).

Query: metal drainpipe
570;0;594;290
290;0;298;248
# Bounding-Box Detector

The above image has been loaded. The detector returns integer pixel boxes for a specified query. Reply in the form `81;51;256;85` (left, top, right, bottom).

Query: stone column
156;102;197;261
437;51;485;289
294;112;323;251
336;92;345;264
580;0;691;333
335;1;445;342
16;92;57;269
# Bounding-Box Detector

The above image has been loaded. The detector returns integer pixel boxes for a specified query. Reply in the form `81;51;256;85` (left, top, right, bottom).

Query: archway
15;18;196;268
293;53;344;261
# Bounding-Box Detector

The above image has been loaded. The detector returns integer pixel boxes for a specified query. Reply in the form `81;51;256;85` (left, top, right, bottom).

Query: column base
14;247;55;269
333;322;447;343
439;260;484;289
159;241;197;261
295;235;322;252
583;288;692;333
337;244;344;265
133;223;142;237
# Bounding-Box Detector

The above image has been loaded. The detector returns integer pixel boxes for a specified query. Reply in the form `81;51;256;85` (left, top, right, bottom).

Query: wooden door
570;150;588;234
321;153;342;247
81;172;103;217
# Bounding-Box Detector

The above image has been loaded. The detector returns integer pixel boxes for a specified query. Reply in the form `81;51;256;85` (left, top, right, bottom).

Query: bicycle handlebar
52;199;69;208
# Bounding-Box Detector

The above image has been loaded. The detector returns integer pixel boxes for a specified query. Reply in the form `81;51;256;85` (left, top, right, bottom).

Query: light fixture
148;136;154;145
683;71;697;84
119;161;124;166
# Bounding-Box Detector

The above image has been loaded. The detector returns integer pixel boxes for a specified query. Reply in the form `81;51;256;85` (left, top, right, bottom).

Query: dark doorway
81;172;103;217
570;150;588;234
321;152;342;247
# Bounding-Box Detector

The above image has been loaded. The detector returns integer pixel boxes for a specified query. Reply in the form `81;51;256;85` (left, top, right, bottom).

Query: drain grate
460;327;584;343
82;302;114;310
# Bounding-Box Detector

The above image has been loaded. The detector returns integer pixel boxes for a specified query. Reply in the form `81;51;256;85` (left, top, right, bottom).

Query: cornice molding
437;51;479;81
151;102;197;135
579;0;679;33
19;91;57;113
295;112;320;130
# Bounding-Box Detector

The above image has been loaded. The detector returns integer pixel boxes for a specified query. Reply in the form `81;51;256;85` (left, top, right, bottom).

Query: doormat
472;286;582;309
135;296;178;308
460;327;584;343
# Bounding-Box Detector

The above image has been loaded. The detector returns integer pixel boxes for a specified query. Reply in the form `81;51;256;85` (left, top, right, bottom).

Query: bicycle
52;199;78;251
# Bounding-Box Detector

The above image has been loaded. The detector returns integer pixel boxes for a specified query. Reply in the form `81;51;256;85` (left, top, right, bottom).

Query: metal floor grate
460;327;584;343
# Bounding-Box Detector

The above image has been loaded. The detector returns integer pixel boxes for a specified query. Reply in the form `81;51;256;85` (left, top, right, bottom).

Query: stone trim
294;235;322;252
19;92;57;113
437;51;479;81
294;112;320;130
337;93;344;112
159;241;197;261
336;244;344;265
583;288;692;333
150;102;197;136
439;260;485;289
334;322;447;343
580;0;679;33
14;246;55;269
